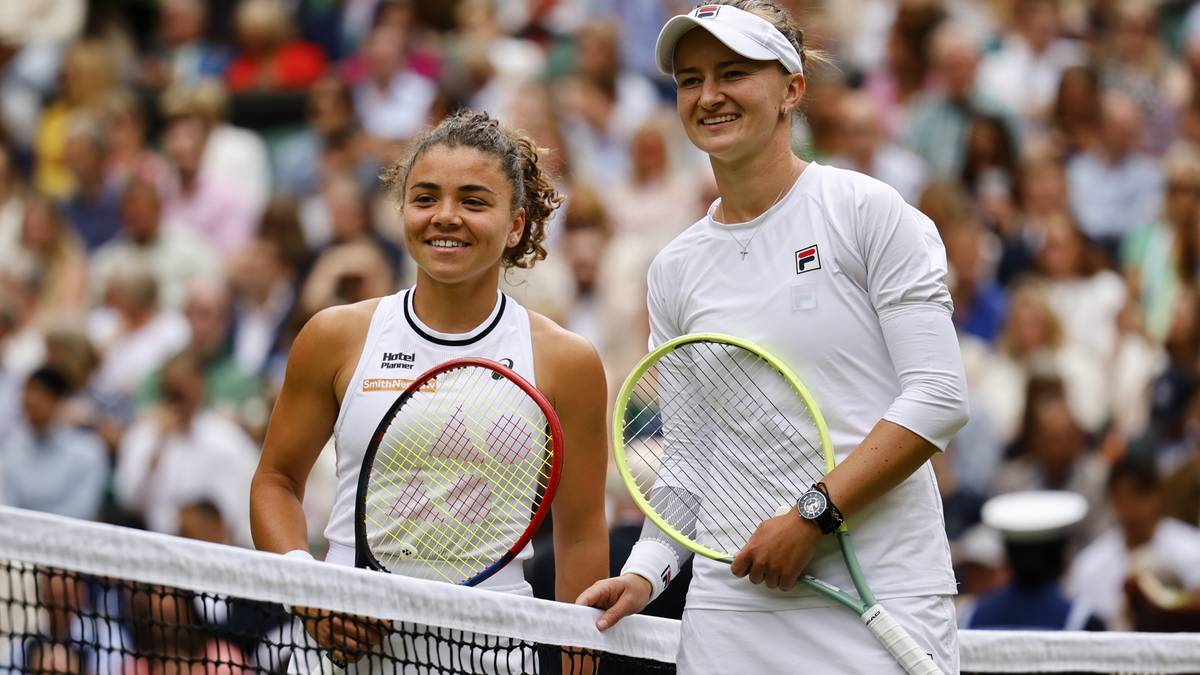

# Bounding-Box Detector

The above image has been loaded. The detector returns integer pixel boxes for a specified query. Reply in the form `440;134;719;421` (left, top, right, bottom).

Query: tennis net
2;506;1200;674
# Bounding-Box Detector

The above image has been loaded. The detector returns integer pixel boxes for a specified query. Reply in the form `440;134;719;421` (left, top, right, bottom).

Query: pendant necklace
718;171;797;261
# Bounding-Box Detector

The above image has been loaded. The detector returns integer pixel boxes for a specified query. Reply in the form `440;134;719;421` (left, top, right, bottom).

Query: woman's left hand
730;509;822;591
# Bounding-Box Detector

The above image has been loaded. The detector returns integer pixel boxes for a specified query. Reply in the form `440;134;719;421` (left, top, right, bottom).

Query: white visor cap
655;4;803;77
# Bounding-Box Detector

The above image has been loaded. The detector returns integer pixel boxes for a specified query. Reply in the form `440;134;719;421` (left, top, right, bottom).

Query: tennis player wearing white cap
576;2;969;672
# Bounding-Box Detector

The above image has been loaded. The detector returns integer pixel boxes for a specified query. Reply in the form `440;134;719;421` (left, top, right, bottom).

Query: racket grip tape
860;603;945;675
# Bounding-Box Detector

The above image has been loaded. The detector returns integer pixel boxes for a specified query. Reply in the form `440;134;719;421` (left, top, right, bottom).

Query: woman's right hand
294;606;390;665
574;574;653;631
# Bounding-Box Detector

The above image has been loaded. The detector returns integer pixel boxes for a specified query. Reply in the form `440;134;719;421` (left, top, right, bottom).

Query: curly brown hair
381;110;562;269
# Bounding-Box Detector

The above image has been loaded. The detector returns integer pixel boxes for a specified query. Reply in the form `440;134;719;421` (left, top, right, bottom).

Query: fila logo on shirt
694;5;721;18
795;244;821;274
381;351;416;370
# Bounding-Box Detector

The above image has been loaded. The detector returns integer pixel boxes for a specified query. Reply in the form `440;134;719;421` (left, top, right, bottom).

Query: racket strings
635;356;771;552
648;359;784;548
369;382;550;578
622;342;830;555
364;365;553;581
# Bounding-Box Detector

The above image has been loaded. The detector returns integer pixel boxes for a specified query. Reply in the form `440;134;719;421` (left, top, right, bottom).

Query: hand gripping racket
320;357;563;672
613;333;944;675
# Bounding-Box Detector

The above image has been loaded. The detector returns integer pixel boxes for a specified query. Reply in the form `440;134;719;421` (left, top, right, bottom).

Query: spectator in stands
159;80;272;214
273;75;379;197
1034;214;1126;431
0;193;88;324
298;172;402;276
1067;457;1200;628
996;155;1070;286
225;0;325;93
1066;92;1163;258
1154;383;1200;531
961;113;1020;216
607;116;703;244
976;0;1086;127
558;183;611;348
965;490;1105;630
828;91;929;205
90;177;221;312
860;0;946;141
102;92;173;194
950;523;1008;622
114;350;259;545
88;268;190;414
138;280;261;429
906;24;1017;180
943;218;1007;344
1123;147;1200;344
559;19;660;185
353;23;437;145
59;110;122;252
0;366;108;520
993;376;1112;545
0;144;23;249
1050;65;1103;159
1098;0;1185;155
123;582;249;673
161;106;258;257
140;0;231;90
1130;285;1200;466
227;236;295;381
33;40;119;198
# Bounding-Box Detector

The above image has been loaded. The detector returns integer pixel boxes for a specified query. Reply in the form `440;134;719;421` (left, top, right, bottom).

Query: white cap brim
654;5;803;76
656;16;776;74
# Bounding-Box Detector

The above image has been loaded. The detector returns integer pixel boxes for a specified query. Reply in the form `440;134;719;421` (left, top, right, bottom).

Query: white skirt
677;594;959;675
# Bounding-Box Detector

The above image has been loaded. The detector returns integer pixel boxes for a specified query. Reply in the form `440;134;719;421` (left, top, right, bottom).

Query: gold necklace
718;171;797;261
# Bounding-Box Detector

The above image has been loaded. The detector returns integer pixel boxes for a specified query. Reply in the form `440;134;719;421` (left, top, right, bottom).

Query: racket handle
860;603;945;675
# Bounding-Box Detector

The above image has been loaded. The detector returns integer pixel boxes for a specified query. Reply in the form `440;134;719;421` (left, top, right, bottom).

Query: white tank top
324;287;537;591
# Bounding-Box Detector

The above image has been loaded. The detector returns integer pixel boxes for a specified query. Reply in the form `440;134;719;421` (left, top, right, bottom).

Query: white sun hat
655;4;803;76
981;491;1089;544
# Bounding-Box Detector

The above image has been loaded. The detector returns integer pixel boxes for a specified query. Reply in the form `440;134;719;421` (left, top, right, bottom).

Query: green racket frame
612;332;873;612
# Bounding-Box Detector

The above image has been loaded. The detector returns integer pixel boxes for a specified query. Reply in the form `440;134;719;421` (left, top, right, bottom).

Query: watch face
798;490;827;520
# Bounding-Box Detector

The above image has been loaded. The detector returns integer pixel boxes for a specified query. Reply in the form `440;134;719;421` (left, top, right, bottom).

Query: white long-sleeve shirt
644;162;968;611
115;410;259;546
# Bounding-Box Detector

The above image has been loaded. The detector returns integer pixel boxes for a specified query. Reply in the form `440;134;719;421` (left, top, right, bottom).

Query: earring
780;106;788;115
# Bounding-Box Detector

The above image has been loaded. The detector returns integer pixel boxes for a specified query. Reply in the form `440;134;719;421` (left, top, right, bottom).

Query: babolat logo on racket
381;351;416;370
694;5;720;18
795;244;821;274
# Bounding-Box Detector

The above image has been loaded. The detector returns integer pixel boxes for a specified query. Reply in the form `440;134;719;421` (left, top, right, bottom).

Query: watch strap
810;482;844;535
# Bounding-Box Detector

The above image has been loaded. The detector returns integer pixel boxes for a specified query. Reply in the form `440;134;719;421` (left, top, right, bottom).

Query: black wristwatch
796;482;844;535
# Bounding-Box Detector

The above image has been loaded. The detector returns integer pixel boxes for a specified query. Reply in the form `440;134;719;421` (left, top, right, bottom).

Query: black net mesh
0;562;673;674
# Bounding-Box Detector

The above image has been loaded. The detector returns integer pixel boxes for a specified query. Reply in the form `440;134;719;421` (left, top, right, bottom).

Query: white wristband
284;549;315;561
281;549;316;613
620;539;681;604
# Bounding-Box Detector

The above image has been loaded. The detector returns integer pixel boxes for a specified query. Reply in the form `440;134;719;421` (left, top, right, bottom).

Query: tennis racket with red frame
354;357;564;585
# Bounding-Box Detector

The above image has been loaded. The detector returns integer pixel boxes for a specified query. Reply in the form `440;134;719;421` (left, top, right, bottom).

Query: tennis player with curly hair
251;110;610;664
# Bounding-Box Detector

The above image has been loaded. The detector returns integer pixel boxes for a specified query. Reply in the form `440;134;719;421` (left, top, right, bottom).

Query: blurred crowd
3;0;1200;638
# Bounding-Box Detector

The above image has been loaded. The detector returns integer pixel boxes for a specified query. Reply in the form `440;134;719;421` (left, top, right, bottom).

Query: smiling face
403;144;525;286
672;29;802;164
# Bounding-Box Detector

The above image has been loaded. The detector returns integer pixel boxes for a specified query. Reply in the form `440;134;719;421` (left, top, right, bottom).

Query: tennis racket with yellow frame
613;333;943;675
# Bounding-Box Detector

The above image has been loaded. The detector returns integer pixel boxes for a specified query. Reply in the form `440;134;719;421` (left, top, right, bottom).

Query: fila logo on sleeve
694;5;720;18
795;245;821;274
